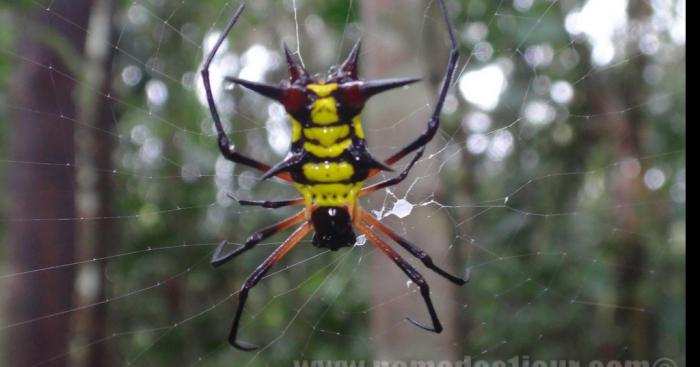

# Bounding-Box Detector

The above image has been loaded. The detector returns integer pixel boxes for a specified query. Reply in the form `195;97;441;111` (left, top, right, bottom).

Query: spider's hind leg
356;222;443;333
227;193;304;209
227;223;311;350
211;210;306;267
361;209;468;285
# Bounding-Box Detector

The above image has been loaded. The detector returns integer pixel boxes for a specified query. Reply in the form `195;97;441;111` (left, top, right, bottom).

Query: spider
202;0;467;351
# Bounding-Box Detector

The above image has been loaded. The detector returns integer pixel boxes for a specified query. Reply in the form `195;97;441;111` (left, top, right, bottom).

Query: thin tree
6;0;94;366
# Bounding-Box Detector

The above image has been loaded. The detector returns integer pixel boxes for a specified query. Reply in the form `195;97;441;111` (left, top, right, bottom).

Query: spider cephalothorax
226;41;420;128
203;0;467;351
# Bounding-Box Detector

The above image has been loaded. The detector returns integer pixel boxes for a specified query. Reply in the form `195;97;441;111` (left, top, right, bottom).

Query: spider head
225;40;420;122
310;206;356;251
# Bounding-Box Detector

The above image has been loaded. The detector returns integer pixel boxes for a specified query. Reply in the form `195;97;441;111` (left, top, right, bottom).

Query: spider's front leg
360;144;424;196
201;4;293;183
366;0;459;189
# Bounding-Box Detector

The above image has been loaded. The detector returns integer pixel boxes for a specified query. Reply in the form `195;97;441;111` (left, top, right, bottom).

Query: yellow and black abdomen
287;83;379;208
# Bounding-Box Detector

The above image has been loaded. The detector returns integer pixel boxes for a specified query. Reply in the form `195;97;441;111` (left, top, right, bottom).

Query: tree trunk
5;1;94;366
586;0;657;358
76;0;117;366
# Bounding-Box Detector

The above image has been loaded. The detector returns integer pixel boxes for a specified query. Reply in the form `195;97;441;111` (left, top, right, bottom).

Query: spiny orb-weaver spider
202;0;467;351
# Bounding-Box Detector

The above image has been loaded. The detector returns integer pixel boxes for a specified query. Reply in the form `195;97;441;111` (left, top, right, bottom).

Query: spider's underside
202;0;467;351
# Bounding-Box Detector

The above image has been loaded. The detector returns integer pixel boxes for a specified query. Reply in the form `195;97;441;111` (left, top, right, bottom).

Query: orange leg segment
355;221;443;333
228;223;311;350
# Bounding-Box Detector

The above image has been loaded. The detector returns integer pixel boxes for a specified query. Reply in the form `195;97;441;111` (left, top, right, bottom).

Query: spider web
0;0;686;366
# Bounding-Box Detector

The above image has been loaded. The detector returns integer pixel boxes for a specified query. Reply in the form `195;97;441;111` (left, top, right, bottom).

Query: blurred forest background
0;0;685;366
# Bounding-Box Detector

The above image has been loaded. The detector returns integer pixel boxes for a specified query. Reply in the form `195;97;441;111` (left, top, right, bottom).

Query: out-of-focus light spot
487;130;514;161
463;111;492;133
204;31;227;57
305;14;324;35
237;170;258;191
473;42;494;61
463;22;488;43
670;221;685;254
670;0;685;45
671;169;685;203
268;103;285;121
443;94;459;115
130;125;150;144
565;0;628;66
266;118;291;156
215;156;234;179
145;79;168;108
524;100;556;126
215;156;234;204
643;64;663;85
583;174;605;201
551;123;573;145
467;133;489;155
121;65;143;87
389;199;414;219
181;71;195;90
181;163;201;183
670;20;685;45
644;167;666;190
127;4;148;26
639;33;660;55
216;191;232;208
459;64;506;111
239;44;275;82
592;42;615;65
619;158;641;179
550;80;574;104
76;264;99;300
266;104;290;155
139;137;163;165
138;204;160;227
648;93;672;115
524;44;554;68
514;0;534;12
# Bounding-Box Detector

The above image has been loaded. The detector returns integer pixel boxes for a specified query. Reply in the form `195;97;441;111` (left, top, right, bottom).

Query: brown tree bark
77;0;117;366
5;1;94;366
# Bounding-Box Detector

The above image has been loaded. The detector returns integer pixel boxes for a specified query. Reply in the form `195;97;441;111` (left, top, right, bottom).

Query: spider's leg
356;222;443;333
201;4;292;183
228;223;311;350
360;146;424;196
361;209;468;285
211;210;305;268
374;0;459;173
227;193;304;209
